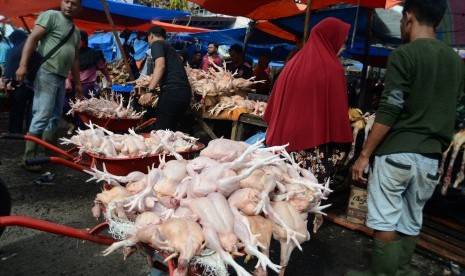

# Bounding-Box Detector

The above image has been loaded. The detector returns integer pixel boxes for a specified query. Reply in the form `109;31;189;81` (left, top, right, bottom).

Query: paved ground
0;114;453;276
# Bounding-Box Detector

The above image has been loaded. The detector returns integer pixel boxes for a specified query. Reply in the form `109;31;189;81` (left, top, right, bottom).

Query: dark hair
147;26;167;39
208;42;218;49
403;0;447;27
229;44;243;55
194;50;201;55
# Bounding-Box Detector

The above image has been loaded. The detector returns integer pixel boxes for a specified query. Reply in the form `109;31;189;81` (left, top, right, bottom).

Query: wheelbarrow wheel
0;177;11;238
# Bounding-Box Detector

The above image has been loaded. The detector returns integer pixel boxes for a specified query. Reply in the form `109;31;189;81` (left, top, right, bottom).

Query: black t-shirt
226;61;253;79
150;40;190;90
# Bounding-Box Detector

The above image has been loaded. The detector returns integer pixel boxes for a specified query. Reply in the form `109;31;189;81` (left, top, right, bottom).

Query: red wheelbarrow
1;133;204;176
75;111;157;132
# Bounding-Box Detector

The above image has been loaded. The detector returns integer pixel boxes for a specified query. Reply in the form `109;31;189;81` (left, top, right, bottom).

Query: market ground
0;113;453;276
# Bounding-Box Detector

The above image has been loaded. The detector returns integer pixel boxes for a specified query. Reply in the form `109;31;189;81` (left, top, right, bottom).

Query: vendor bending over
146;26;191;131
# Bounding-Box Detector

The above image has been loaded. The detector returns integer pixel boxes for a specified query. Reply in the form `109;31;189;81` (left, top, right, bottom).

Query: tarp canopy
81;0;189;21
188;0;387;20
0;0;59;19
2;0;193;34
436;0;465;46
11;13;209;35
179;6;396;65
1;0;189;20
179;28;295;61
5;1;207;34
301;0;387;9
188;0;307;20
88;32;151;61
266;6;369;40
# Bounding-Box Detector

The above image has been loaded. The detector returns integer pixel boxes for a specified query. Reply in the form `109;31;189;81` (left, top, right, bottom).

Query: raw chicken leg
271;201;310;276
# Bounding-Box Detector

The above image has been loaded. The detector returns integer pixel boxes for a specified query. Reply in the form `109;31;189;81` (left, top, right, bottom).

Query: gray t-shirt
35;10;80;77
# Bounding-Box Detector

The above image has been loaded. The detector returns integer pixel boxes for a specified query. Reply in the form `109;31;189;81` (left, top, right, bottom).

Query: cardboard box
346;185;368;224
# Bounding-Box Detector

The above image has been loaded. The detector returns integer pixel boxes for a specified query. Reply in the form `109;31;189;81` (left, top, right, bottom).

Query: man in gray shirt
16;0;82;171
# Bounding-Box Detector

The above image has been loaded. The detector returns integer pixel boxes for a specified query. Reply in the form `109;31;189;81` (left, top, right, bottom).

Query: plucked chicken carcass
439;128;465;194
103;217;204;276
345;111;376;165
271;201;310;276
181;193;254;276
247;215;273;276
92;186;132;220
200;138;249;162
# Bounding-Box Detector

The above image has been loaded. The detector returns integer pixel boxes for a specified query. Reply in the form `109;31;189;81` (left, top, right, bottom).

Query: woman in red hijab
264;17;353;183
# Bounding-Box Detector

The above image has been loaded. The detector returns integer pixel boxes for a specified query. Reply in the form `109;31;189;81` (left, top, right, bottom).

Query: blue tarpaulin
89;32;150;61
271;6;368;41
82;0;189;21
88;32;115;61
185;28;294;61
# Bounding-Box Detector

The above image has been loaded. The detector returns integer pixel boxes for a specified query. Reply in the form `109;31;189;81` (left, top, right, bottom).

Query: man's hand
74;83;83;99
15;65;28;84
351;155;370;184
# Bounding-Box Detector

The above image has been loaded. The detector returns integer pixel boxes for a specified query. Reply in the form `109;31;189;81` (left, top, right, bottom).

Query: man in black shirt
226;44;253;79
146;26;191;131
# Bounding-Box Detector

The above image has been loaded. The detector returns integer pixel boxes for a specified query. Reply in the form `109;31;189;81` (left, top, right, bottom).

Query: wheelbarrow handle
25;157;88;172
134;117;157;132
25;157;51;166
1;133;25;140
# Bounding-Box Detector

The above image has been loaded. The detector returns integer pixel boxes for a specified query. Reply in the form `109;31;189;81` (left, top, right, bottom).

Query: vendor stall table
234;113;268;141
191;109;267;141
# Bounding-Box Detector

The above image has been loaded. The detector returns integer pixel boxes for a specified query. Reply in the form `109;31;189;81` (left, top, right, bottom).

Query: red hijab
263;17;353;151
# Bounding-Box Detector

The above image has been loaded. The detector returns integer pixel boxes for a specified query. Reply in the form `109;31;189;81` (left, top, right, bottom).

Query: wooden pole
303;0;313;43
100;0;135;81
19;16;31;34
357;9;373;111
243;20;255;57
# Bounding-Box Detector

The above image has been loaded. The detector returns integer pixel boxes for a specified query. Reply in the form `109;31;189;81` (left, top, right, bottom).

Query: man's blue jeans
28;67;66;134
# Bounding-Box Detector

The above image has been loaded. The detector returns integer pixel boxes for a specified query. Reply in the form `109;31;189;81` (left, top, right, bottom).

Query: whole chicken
271;201;310;276
92;186;131;219
200;138;249;162
247;215;273;276
103;217;204;276
154;159;188;197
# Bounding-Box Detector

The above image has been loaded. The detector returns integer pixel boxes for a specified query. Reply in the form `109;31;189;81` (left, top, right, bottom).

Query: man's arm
16;25;47;83
148;57;165;91
71;46;83;99
351;122;391;184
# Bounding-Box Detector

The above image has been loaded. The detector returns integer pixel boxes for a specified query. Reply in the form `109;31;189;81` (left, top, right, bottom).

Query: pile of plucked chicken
186;62;265;102
68;92;145;119
61;123;200;158
107;59;130;84
201;95;268;118
87;137;332;276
